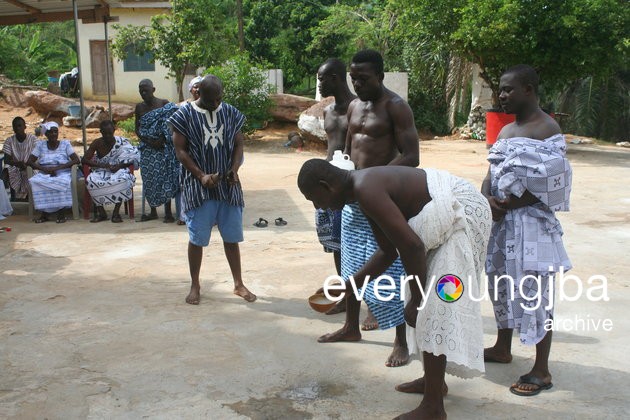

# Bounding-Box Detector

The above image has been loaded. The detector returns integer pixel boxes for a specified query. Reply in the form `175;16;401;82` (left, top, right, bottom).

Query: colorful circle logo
436;275;464;302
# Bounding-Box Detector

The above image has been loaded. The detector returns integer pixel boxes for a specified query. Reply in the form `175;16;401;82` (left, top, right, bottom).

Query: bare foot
394;403;446;420
361;309;378;331
234;285;257;302
325;299;346;315
186;286;200;305
385;343;410;367
318;326;361;343
395;377;448;396
484;346;513;363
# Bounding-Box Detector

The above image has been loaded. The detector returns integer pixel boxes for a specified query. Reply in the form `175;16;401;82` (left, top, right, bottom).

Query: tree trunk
478;68;500;109
176;66;186;102
236;0;245;51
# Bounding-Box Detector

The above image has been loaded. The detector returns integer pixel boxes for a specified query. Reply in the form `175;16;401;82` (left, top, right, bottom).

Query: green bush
205;53;274;135
116;117;138;144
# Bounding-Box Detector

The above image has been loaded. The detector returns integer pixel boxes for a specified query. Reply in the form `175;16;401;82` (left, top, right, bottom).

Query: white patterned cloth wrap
86;136;139;206
2;133;37;199
486;135;572;345
405;168;491;379
341;203;406;330
29;140;74;213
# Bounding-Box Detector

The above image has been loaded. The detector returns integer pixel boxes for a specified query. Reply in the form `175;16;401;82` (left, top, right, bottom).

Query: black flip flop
509;374;553;397
253;217;268;228
275;217;287;226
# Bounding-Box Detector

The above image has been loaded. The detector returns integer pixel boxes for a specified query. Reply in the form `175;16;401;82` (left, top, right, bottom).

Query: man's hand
200;172;220;189
487;196;507;221
145;137;164;150
404;299;420;328
226;169;239;186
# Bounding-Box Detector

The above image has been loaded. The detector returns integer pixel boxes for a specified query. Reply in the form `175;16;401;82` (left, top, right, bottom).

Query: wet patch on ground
225;380;349;419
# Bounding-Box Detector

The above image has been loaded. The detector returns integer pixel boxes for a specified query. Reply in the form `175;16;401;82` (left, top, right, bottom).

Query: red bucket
485;111;515;147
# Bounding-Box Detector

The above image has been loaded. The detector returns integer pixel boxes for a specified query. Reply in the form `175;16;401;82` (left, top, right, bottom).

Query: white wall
471;64;494;110
77;7;179;103
315;72;408;102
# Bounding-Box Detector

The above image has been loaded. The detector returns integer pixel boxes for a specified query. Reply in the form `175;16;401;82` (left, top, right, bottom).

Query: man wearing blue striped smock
317;49;419;368
169;75;256;305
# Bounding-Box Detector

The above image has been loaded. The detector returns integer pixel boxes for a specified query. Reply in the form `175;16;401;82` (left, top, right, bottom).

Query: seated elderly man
82;120;140;223
298;159;491;420
27;122;80;223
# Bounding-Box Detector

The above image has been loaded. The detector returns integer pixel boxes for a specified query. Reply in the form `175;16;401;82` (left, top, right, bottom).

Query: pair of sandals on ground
253;217;287;227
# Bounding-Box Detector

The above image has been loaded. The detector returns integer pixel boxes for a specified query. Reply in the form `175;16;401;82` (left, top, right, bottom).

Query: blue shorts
185;200;243;246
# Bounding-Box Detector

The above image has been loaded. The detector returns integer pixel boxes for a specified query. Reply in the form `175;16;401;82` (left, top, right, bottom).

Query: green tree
111;0;238;101
244;0;351;93
308;1;400;67
206;53;274;135
0;22;77;86
396;0;629;108
308;1;453;133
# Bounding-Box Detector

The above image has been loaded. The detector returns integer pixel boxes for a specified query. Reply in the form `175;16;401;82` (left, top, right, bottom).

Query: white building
77;1;179;103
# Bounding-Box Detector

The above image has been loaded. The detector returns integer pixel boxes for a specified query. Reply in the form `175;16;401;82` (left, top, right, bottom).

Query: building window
123;45;155;72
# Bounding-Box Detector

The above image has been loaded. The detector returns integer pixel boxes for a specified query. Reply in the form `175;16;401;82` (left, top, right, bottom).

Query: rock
269;93;317;122
298;114;326;143
110;103;134;122
24;90;81;117
62;116;82;127
297;97;334;143
22;90;134;122
616;141;630;148
0;86;32;107
84;107;110;128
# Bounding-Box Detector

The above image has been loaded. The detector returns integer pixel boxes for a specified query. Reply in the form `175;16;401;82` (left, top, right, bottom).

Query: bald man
135;79;179;222
169;75;256;305
298;159;490;419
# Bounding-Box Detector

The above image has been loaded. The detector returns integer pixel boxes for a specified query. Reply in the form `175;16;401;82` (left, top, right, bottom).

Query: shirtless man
313;58;356;314
482;65;572;397
135;79;178;222
318;49;419;368
298;160;490;420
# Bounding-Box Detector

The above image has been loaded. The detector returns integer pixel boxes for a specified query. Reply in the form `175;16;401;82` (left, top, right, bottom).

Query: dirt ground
1;102;630;419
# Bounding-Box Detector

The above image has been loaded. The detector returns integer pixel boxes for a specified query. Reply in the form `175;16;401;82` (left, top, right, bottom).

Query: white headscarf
40;121;59;135
188;76;203;93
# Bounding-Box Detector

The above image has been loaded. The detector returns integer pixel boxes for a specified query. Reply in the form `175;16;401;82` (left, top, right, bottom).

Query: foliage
556;72;630;141
308;2;400;67
243;0;352;92
0;22;77;86
111;0;238;101
396;0;629;108
305;1;451;132
205;53;274;134
116;117;138;144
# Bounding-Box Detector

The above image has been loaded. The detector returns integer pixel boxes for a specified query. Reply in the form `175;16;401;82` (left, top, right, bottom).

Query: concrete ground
1;137;629;419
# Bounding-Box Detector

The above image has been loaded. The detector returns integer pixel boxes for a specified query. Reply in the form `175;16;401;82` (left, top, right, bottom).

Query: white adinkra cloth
405;169;491;378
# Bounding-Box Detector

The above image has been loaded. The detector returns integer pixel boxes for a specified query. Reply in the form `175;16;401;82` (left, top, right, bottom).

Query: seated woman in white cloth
298;159;491;420
27;122;80;223
82;120;140;223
